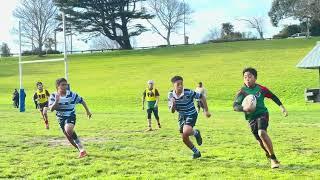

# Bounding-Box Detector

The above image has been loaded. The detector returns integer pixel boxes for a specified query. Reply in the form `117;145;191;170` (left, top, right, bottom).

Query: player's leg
180;114;201;159
59;120;79;150
64;121;87;158
250;119;269;157
42;103;49;129
146;109;152;131
257;114;279;168
153;108;161;128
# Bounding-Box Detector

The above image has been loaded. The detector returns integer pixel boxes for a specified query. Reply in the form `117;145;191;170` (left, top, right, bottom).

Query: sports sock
191;146;199;154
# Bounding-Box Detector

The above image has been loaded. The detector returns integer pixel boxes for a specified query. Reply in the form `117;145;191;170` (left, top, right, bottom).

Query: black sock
270;154;277;160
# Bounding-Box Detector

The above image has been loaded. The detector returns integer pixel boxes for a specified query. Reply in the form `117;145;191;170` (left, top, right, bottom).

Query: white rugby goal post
18;13;68;112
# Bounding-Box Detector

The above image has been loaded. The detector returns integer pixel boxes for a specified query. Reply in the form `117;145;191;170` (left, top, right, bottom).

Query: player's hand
204;111;211;118
55;94;60;103
280;105;288;117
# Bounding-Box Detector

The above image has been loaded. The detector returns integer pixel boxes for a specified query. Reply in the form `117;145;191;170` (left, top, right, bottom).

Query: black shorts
58;115;76;130
178;113;198;133
147;107;159;120
249;113;269;140
38;102;48;111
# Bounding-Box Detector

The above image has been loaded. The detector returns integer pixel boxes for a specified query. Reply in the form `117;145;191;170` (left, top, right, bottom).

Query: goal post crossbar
19;58;65;64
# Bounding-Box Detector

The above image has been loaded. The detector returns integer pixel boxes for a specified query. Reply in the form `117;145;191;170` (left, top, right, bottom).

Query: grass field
0;38;320;179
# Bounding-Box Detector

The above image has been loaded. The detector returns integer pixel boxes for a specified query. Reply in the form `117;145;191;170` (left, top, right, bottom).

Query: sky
0;0;299;53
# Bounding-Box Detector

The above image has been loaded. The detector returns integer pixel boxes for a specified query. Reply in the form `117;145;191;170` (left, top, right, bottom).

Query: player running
168;76;211;159
49;78;92;158
233;67;288;169
33;82;50;129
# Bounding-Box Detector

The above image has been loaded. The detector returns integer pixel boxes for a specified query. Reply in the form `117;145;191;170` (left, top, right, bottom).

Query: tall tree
1;43;11;57
237;17;265;39
54;0;153;50
268;0;320;38
13;0;58;55
146;0;193;45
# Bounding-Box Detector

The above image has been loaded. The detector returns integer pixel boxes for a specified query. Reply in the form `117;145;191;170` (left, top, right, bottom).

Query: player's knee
258;130;267;138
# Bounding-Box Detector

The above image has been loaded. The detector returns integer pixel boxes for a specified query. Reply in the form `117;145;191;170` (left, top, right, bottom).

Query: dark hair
171;76;183;83
199;82;203;86
243;67;257;78
56;78;67;88
36;82;43;86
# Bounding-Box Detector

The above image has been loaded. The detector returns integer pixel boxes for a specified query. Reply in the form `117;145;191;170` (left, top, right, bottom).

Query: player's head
147;80;154;89
198;82;203;87
171;76;183;93
36;82;43;90
243;67;257;87
56;78;68;92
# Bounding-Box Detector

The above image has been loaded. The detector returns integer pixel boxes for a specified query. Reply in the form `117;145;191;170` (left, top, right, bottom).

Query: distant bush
272;33;288;39
204;38;260;44
22;50;61;56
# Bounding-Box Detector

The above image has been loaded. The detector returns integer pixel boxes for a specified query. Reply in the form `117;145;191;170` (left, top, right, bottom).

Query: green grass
0;38;320;179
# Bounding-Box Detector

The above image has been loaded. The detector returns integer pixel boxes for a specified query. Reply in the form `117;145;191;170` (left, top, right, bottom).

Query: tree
146;0;193;45
302;20;320;36
221;23;234;37
268;0;320;38
203;27;221;41
237;17;265;39
13;0;58;55
44;38;55;51
1;43;11;57
54;0;153;50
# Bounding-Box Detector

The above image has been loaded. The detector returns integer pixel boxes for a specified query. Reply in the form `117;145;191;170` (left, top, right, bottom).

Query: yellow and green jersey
233;84;282;121
143;88;159;109
33;89;50;104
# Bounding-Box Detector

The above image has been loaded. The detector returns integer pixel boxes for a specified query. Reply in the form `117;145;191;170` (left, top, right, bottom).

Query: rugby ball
242;94;257;112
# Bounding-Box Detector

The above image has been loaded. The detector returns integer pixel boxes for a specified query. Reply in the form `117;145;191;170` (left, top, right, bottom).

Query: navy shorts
58;115;76;130
178;113;198;133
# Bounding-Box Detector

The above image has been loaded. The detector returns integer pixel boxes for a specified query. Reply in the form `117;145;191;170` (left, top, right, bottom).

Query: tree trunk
166;30;171;46
259;31;264;39
38;41;43;56
54;31;57;51
306;18;311;39
121;25;133;50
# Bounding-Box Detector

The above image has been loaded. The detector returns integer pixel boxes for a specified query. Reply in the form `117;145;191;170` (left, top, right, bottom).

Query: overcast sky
0;0;298;53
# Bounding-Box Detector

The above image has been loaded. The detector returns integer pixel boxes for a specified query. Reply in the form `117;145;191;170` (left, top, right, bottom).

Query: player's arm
74;93;92;118
49;94;59;112
168;92;175;113
81;99;92;119
33;93;39;109
233;90;245;112
155;89;160;107
142;90;146;110
263;87;288;117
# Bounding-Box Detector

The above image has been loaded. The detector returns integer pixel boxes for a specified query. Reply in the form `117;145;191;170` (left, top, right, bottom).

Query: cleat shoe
79;150;87;158
271;159;280;169
192;151;201;159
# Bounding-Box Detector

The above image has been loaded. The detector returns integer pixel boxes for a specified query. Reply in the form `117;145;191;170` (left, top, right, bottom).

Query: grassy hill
0;38;319;178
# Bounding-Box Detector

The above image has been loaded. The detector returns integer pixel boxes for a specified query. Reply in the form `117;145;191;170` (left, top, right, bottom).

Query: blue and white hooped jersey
168;89;202;116
49;90;83;118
